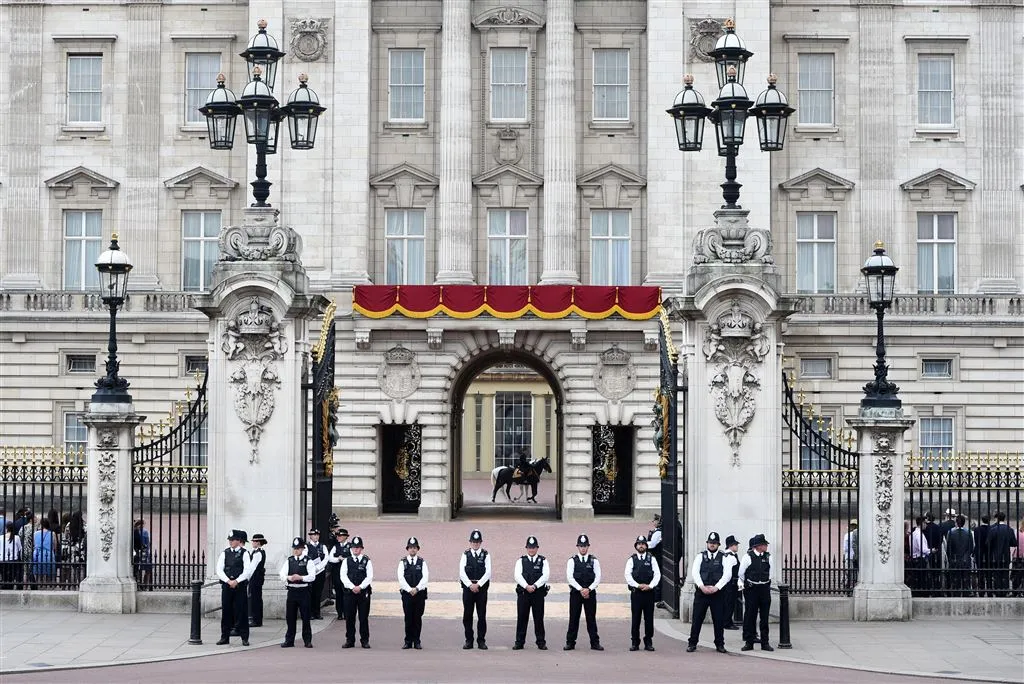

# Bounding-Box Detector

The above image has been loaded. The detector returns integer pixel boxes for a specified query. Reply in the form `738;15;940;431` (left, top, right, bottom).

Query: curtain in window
594;49;628;120
389;50;425;120
185;54;221;123
797;54;833;125
64;212;101;290
68;56;102;123
491;49;527;119
918;57;952;126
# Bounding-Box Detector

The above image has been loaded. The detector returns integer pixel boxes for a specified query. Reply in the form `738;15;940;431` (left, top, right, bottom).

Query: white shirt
566;554;601;592
216;545;254;584
647;529;662;550
397;555;429;592
1;535;21;562
249;547;266;573
459;549;492;588
624;552;661;589
690;549;736;590
307;542;328;574
279;553;316;585
340;553;374;590
514;553;551;589
910;528;930;559
737;550;770;584
327;542;350;564
842;530;858;561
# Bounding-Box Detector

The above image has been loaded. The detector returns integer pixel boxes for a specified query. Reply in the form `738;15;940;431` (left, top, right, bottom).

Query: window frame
183;52;222;126
589;209;631;286
916;54;955;129
921;358;953;379
388;48;426;123
493;391;534;469
916;212;957;295
63;412;89;456
795;212;837;294
384;208;427;285
181;210;222;292
489;47;529;123
63;209;103;291
592;48;630;122
918;416;954;469
800;357;834;380
65;354;97;374
486;209;529;285
66;54;104;125
796;52;835;127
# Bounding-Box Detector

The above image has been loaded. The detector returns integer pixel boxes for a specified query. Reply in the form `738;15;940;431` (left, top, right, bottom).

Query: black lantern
239;67;277;145
708;18;753;88
198;74;240;150
753;74;796;152
862;241;898;308
264;108;284;155
710;66;753;153
283;74;327;150
860;241;901;409
239;19;285;91
92;233;133;404
667;74;712;152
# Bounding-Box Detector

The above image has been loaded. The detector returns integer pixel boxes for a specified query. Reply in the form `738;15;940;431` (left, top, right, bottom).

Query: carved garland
219;210;301;262
872;430;897;564
97;451;117;561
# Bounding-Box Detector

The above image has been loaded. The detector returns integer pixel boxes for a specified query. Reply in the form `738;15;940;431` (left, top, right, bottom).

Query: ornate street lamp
667;75;711;152
92;233;133;404
860;241;901;409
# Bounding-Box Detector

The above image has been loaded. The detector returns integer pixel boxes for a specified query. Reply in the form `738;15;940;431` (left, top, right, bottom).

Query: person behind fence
1012;521;1024;595
738;534;774;652
18;509;36;587
721;535;741;630
513;535;549;651
1;522;22;590
923;512;944;592
62;511;86;586
974;514;991;596
686;531;733;654
944;514;973;594
564;533;603;652
341;535;374;649
625;534;660;652
460;529;491;650
842;519;859;590
133;519;152;590
305;529;328;620
909;516;930;594
248;533;267;628
216;529;253;646
280;536;316;648
327;528;352;621
988;511;1019;593
398;536;429;650
31;518;56;588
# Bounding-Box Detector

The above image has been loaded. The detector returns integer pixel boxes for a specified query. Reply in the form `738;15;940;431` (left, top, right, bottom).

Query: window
490;48;527;120
494;391;532;469
800;358;833;379
797;53;834;126
487;210;528;285
917;213;956;294
184;355;208;376
64;413;88;455
184;53;221;124
593;49;629;120
385;209;426;285
590;210;630;285
796;213;836;294
918;55;954;127
63;210;102;290
183;418;208;467
388;49;425;121
67;55;102;123
919;417;953;468
182;211;221;291
800;416;833;470
921;359;952;379
66;354;96;374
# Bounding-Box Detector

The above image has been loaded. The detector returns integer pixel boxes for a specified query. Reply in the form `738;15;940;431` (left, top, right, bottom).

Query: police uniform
340;536;374;648
398;536;429;650
513;536;550;650
305;529;328;619
279;536;316;648
216;529;254;646
738;534;774;651
327;529;352;620
687;531;736;653
564;533;603;651
459;529;491;649
248;533;268;627
625;535;661;651
722;535;741;630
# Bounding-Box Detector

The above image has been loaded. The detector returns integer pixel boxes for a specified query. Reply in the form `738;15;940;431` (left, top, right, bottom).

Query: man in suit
922;513;944;595
988;511;1019;593
974;515;991;596
944;514;973;595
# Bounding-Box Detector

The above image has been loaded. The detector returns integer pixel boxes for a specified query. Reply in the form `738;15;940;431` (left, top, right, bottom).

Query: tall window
184;418;208;467
63;413;88;457
67;55;102;123
494;391;533;469
388;49;425;121
184;53;221;124
800;416;833;470
593;49;629;120
796;213;836;294
182;211;221;291
490;48;527;120
590;210;630;285
64;210;102;290
385;209;426;285
919;417;953;468
918;55;954;127
917;213;956;294
487;209;528;285
797;53;834;126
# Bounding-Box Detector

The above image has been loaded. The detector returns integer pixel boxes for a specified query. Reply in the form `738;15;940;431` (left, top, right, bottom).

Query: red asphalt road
6;618;963;684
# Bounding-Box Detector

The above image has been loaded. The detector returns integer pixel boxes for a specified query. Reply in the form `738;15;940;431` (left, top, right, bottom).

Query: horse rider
513;535;550;651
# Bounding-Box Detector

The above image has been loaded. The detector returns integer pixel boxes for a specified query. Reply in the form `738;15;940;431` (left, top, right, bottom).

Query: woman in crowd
133;519;153;589
63;511;87;586
31;518;56;588
1;522;22;589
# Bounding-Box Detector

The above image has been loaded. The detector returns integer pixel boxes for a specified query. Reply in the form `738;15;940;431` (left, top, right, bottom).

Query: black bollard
189;580;203;645
777;582;792;649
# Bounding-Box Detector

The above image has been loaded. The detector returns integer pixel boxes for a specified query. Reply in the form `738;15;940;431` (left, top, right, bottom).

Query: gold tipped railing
0;445;87;465
907;450;1024;471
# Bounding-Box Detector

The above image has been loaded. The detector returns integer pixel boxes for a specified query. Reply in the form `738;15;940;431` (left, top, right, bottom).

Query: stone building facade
0;1;1021;521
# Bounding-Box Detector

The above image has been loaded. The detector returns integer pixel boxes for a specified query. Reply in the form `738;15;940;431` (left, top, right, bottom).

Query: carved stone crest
220;209;301;262
482;8;534;25
594;347;636;401
97;428;118;448
97;451;117;561
494;125;524;165
874;455;894;564
377;346;421;400
871;431;897;453
690;18;726;63
693;209;774;265
290;18;330;62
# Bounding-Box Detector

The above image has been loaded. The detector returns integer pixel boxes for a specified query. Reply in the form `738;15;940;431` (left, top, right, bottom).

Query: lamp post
199;20;327;207
666;19;794;208
860;241;901;409
92;233;133;404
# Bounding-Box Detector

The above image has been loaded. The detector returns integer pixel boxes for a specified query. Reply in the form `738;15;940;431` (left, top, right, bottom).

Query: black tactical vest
403;556;424;588
346;555;370;588
745;550;771;583
307;542;325;562
223;547;245;580
465;549;488;582
699;551;724;586
249;548;266;583
572;555;597;589
521;554;546;586
631;553;655;585
724;550;739;580
287;555;310;586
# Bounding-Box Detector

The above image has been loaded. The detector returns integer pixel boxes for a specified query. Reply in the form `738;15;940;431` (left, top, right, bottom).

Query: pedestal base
78;576;138;614
853;582;912;621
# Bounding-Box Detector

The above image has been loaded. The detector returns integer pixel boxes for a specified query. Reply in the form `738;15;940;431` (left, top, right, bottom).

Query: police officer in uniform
248;533;267;627
305;529;328;619
279;536;316;648
216;529;253;646
738;533;774;651
513;535;550;651
564;533;603;651
327;528;352;620
398;536;429;650
625;535;661;652
340;536;374;648
722;535;741;630
459;529;491;649
686;531;735;654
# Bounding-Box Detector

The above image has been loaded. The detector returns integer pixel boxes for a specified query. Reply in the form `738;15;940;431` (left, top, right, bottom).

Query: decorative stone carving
426;328;443;351
592;424;618;504
872;431;897;454
97;451;117;561
693;209;774;265
378;347;421;400
689;18;726;63
97;428;118;448
494;125;524;165
594;347;636;400
482;7;534;25
222;297;287;464
643;330;659;352
289;18;330;62
570;328;587;352
354;330;371;351
874;455;894;564
220;209;302;262
498;328;517;351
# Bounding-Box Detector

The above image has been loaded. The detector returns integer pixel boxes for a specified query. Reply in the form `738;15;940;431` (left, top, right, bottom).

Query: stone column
79;405;145;613
435;0;475;284
539;0;578;285
847;411;915;621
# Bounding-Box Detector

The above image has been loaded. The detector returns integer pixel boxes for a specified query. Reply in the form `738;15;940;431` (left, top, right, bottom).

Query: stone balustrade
0;290;201;314
791;294;1024;317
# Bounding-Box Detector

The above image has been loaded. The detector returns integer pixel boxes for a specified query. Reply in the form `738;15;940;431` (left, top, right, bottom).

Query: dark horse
491;456;552;503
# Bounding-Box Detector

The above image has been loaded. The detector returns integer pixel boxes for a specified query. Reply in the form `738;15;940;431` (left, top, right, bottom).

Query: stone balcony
0;290;200;314
790;294;1024;317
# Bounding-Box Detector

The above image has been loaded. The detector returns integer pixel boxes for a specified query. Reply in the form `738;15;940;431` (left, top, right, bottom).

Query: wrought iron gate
654;310;684;617
592;425;634;515
307;301;337;534
381;423;422;513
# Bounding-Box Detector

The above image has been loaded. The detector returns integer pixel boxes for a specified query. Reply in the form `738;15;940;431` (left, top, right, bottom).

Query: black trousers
722;580;739;626
629;589;655;646
248;576;264;625
688;588;725;647
462;586;488;642
566;589;600;647
220;581;249;640
311;572;326;617
515;589;546;646
343;590;371;645
284;587;312;646
742;583;771;645
402;591;427;645
332;565;346;618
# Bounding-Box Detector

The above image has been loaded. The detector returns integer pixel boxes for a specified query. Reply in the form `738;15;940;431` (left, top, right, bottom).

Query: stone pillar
435;0;475;284
78;405;144;613
848;411;915;621
539;0;578;285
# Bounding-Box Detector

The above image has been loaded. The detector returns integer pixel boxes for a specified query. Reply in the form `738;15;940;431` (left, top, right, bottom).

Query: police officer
279;536;316;648
738;533;774;652
722;535;741;630
459;529;491;650
625;535;660;652
686;531;735;654
216;529;253;646
305;529;328;619
564;533;603;651
340;536;374;648
327;528;352;620
248;533;267;628
398;536;429;650
513;535;549;651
